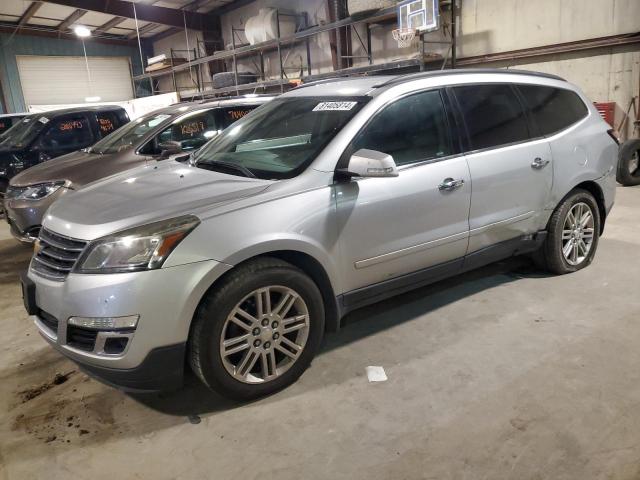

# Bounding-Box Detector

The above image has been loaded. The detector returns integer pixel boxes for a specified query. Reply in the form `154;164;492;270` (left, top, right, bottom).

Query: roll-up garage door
16;55;134;107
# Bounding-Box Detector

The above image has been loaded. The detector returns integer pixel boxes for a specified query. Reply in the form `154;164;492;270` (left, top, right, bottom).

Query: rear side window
453;84;530;151
217;106;256;129
40;115;93;150
351;89;452;166
95;111;122;138
153;109;218;153
517;85;588;136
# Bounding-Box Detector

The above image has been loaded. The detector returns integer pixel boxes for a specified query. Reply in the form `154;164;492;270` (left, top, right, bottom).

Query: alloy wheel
562;202;595;266
628;151;639;176
219;285;310;384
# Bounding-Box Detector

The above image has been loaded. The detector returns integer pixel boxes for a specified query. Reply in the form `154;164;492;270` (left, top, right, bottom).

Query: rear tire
616;140;640;186
188;257;325;400
535;189;600;274
0;179;8;217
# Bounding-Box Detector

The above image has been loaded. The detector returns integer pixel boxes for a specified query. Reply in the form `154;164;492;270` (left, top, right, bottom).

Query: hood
43;160;273;240
9;149;138;187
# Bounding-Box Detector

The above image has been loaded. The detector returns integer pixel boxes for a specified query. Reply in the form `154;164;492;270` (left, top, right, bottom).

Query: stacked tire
617;139;640;186
212;72;258;90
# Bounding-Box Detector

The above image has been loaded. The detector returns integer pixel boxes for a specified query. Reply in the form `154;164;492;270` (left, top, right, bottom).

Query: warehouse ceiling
0;0;239;43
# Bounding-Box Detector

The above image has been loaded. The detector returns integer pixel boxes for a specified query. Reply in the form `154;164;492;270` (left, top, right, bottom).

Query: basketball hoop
392;28;416;48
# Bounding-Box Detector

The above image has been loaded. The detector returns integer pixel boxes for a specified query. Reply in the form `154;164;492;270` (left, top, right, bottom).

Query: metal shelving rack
133;1;457;100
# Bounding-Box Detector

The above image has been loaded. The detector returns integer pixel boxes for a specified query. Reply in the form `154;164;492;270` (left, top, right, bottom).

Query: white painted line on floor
366;366;388;382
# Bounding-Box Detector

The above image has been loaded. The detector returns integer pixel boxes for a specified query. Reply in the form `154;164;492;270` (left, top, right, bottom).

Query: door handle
531;157;550;169
438;177;465;191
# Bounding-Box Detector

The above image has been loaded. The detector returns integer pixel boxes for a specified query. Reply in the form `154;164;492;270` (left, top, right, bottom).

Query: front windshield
193;97;368;179
89;112;171;154
0;115;45;150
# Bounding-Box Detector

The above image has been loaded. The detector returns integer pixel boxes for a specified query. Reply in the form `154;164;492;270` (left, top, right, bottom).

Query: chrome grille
31;228;88;281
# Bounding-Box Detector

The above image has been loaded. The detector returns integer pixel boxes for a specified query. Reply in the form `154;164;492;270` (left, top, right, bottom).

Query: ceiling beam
94;16;126;33
57;8;87;31
127;22;160;39
18;2;43;27
39;0;214;30
147;26;182;43
0;21;135;44
183;0;214;12
214;0;253;15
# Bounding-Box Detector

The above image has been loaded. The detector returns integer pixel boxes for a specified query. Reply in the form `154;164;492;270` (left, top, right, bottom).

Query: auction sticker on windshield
313;101;357;112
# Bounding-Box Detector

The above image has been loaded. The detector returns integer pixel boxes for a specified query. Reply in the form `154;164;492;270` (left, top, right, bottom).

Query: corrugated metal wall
0;33;145;113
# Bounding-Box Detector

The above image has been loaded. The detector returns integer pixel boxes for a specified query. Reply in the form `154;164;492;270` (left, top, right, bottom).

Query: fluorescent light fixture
73;25;92;37
85;96;101;102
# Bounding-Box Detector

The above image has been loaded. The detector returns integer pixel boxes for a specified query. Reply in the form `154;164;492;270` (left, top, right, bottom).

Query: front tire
188;257;325;400
535;189;601;274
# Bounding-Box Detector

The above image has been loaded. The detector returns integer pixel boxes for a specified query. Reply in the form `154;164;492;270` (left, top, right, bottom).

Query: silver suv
22;69;618;399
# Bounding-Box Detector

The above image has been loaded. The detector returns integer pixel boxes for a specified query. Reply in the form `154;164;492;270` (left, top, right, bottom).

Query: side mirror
158;140;183;159
173;153;191;163
338;149;399;179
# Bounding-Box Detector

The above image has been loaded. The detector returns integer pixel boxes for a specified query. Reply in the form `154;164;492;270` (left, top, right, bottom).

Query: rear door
452;84;553;254
94;110;127;139
335;89;471;296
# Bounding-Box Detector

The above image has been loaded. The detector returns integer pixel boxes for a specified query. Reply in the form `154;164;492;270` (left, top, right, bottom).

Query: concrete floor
1;186;640;480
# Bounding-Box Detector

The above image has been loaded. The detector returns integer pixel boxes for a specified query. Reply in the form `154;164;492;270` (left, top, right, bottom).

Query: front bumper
4;188;66;243
25;258;231;391
54;339;186;392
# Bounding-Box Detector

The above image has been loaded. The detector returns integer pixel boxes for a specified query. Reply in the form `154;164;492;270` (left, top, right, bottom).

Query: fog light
68;315;139;330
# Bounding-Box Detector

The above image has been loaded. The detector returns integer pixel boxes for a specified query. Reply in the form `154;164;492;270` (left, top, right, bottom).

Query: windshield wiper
196;159;256;178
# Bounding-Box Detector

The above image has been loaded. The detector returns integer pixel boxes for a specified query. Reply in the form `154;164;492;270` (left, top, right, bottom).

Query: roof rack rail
373;68;565;88
296;74;372;89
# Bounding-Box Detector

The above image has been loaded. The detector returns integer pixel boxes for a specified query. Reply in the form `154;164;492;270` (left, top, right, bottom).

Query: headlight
15;181;65;200
76;215;200;274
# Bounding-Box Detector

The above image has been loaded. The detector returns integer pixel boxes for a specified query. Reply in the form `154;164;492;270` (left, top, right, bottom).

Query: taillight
607;129;620;145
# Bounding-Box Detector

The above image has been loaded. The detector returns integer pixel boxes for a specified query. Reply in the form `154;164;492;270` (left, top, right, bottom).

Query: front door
335;89;471;297
451;84;553;253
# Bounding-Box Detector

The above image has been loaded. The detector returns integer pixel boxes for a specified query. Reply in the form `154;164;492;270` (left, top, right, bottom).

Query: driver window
151;109;218;154
40;115;93;151
351;90;451;166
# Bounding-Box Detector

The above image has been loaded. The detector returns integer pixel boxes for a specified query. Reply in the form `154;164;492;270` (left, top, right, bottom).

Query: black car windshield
89;112;171;154
0;115;46;150
193;97;368;179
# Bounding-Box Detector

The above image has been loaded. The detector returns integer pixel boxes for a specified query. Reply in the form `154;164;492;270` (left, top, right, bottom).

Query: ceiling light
74;25;91;38
85;96;101;102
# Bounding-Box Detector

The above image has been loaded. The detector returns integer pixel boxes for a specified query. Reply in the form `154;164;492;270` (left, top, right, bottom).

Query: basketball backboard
397;0;440;33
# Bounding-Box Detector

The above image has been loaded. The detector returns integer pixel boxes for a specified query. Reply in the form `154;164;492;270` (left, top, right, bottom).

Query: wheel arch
192;249;341;334
569;180;607;234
